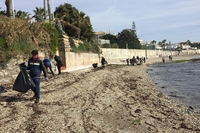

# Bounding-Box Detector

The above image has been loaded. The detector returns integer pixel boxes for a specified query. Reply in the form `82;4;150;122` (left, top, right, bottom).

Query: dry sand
0;55;200;132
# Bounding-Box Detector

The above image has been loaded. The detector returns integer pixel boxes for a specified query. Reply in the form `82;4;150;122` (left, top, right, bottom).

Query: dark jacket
54;55;62;65
27;57;47;78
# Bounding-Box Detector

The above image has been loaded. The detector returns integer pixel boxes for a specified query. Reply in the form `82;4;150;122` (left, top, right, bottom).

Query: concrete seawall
101;48;200;64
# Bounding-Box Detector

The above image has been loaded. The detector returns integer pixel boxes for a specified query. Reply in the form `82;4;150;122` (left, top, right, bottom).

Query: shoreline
0;54;200;132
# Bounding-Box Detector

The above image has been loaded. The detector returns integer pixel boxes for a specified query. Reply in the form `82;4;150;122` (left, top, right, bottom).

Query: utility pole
44;0;46;19
51;0;54;21
12;0;15;18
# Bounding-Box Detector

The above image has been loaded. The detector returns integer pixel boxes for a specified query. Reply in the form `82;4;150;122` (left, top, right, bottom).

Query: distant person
130;58;133;65
169;55;172;61
162;57;165;63
25;50;48;103
51;55;63;75
126;58;129;65
101;57;106;66
43;58;55;77
137;56;139;60
143;57;146;63
140;58;143;65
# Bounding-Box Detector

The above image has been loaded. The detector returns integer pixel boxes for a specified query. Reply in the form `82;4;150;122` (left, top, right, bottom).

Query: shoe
35;99;39;104
58;73;61;75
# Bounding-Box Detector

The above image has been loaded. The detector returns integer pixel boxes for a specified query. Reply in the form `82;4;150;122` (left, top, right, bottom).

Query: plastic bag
13;69;36;93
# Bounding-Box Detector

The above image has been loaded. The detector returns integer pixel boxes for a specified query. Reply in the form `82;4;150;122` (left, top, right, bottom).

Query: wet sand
0;55;200;132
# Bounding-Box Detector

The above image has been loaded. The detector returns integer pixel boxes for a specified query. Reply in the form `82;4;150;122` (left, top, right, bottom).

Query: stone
0;86;7;93
189;106;194;110
0;71;4;77
59;35;69;39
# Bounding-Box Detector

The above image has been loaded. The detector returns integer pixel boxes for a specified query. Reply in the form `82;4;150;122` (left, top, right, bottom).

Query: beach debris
0;86;7;93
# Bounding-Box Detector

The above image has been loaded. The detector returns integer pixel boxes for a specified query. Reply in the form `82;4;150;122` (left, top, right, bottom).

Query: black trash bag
13;69;36;93
92;63;98;69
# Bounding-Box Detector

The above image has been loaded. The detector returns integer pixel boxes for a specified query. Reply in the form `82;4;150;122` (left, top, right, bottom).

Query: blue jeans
31;78;40;99
45;65;55;76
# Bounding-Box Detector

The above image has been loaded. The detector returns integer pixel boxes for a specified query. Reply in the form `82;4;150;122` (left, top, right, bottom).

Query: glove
45;77;49;82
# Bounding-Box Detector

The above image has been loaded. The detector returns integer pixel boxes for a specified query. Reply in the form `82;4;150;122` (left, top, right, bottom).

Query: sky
0;0;200;44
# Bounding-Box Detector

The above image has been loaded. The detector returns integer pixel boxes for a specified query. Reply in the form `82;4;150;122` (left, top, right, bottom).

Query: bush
44;23;59;54
0;15;51;63
70;41;100;53
101;43;111;48
111;43;119;48
0;37;33;63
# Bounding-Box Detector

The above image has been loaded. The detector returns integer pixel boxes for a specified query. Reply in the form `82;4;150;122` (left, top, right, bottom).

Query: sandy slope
0;55;200;132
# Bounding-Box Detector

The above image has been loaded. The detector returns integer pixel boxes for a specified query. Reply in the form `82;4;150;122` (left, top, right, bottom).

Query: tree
161;39;167;49
47;0;51;22
111;43;118;48
32;7;45;21
151;40;156;45
5;0;13;17
15;10;31;19
187;40;192;46
44;0;46;19
54;3;95;42
100;34;117;40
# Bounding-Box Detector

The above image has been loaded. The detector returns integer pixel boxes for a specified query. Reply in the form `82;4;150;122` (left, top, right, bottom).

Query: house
94;31;110;45
94;31;107;39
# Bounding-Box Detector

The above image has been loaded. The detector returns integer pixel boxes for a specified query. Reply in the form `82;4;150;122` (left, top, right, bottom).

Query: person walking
51;55;63;75
162;57;165;63
26;50;48;103
43;58;55;77
126;58;129;65
143;57;146;63
101;57;106;66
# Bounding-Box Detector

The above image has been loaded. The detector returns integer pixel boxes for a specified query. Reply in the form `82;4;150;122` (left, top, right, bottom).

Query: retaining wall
101;48;200;63
63;52;100;72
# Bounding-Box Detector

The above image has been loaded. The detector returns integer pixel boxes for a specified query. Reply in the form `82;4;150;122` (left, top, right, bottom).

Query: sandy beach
0;55;200;132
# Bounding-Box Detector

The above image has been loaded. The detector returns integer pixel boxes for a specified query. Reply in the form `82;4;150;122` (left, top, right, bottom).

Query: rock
189;106;194;110
0;86;7;93
0;71;4;77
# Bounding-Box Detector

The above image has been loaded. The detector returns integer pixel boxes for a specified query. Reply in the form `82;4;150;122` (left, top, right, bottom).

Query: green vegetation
133;119;141;125
54;3;95;42
44;23;59;54
70;41;100;53
100;22;141;49
0;37;33;63
157;92;166;98
173;59;191;63
0;15;51;63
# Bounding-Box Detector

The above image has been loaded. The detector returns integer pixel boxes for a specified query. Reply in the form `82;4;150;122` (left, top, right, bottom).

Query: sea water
147;56;200;112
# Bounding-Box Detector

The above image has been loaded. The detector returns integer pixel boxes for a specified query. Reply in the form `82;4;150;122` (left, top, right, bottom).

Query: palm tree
15;10;31;19
32;7;45;21
151;40;156;45
44;0;46;19
5;0;13;17
47;0;51;22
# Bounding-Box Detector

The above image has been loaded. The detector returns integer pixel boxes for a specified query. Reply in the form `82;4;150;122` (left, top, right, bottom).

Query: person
51;55;62;75
169;55;172;61
43;58;55;77
143;57;146;63
137;56;139;60
140;58;143;65
130;58;133;65
126;58;129;65
26;50;48;103
162;57;165;63
101;57;107;66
